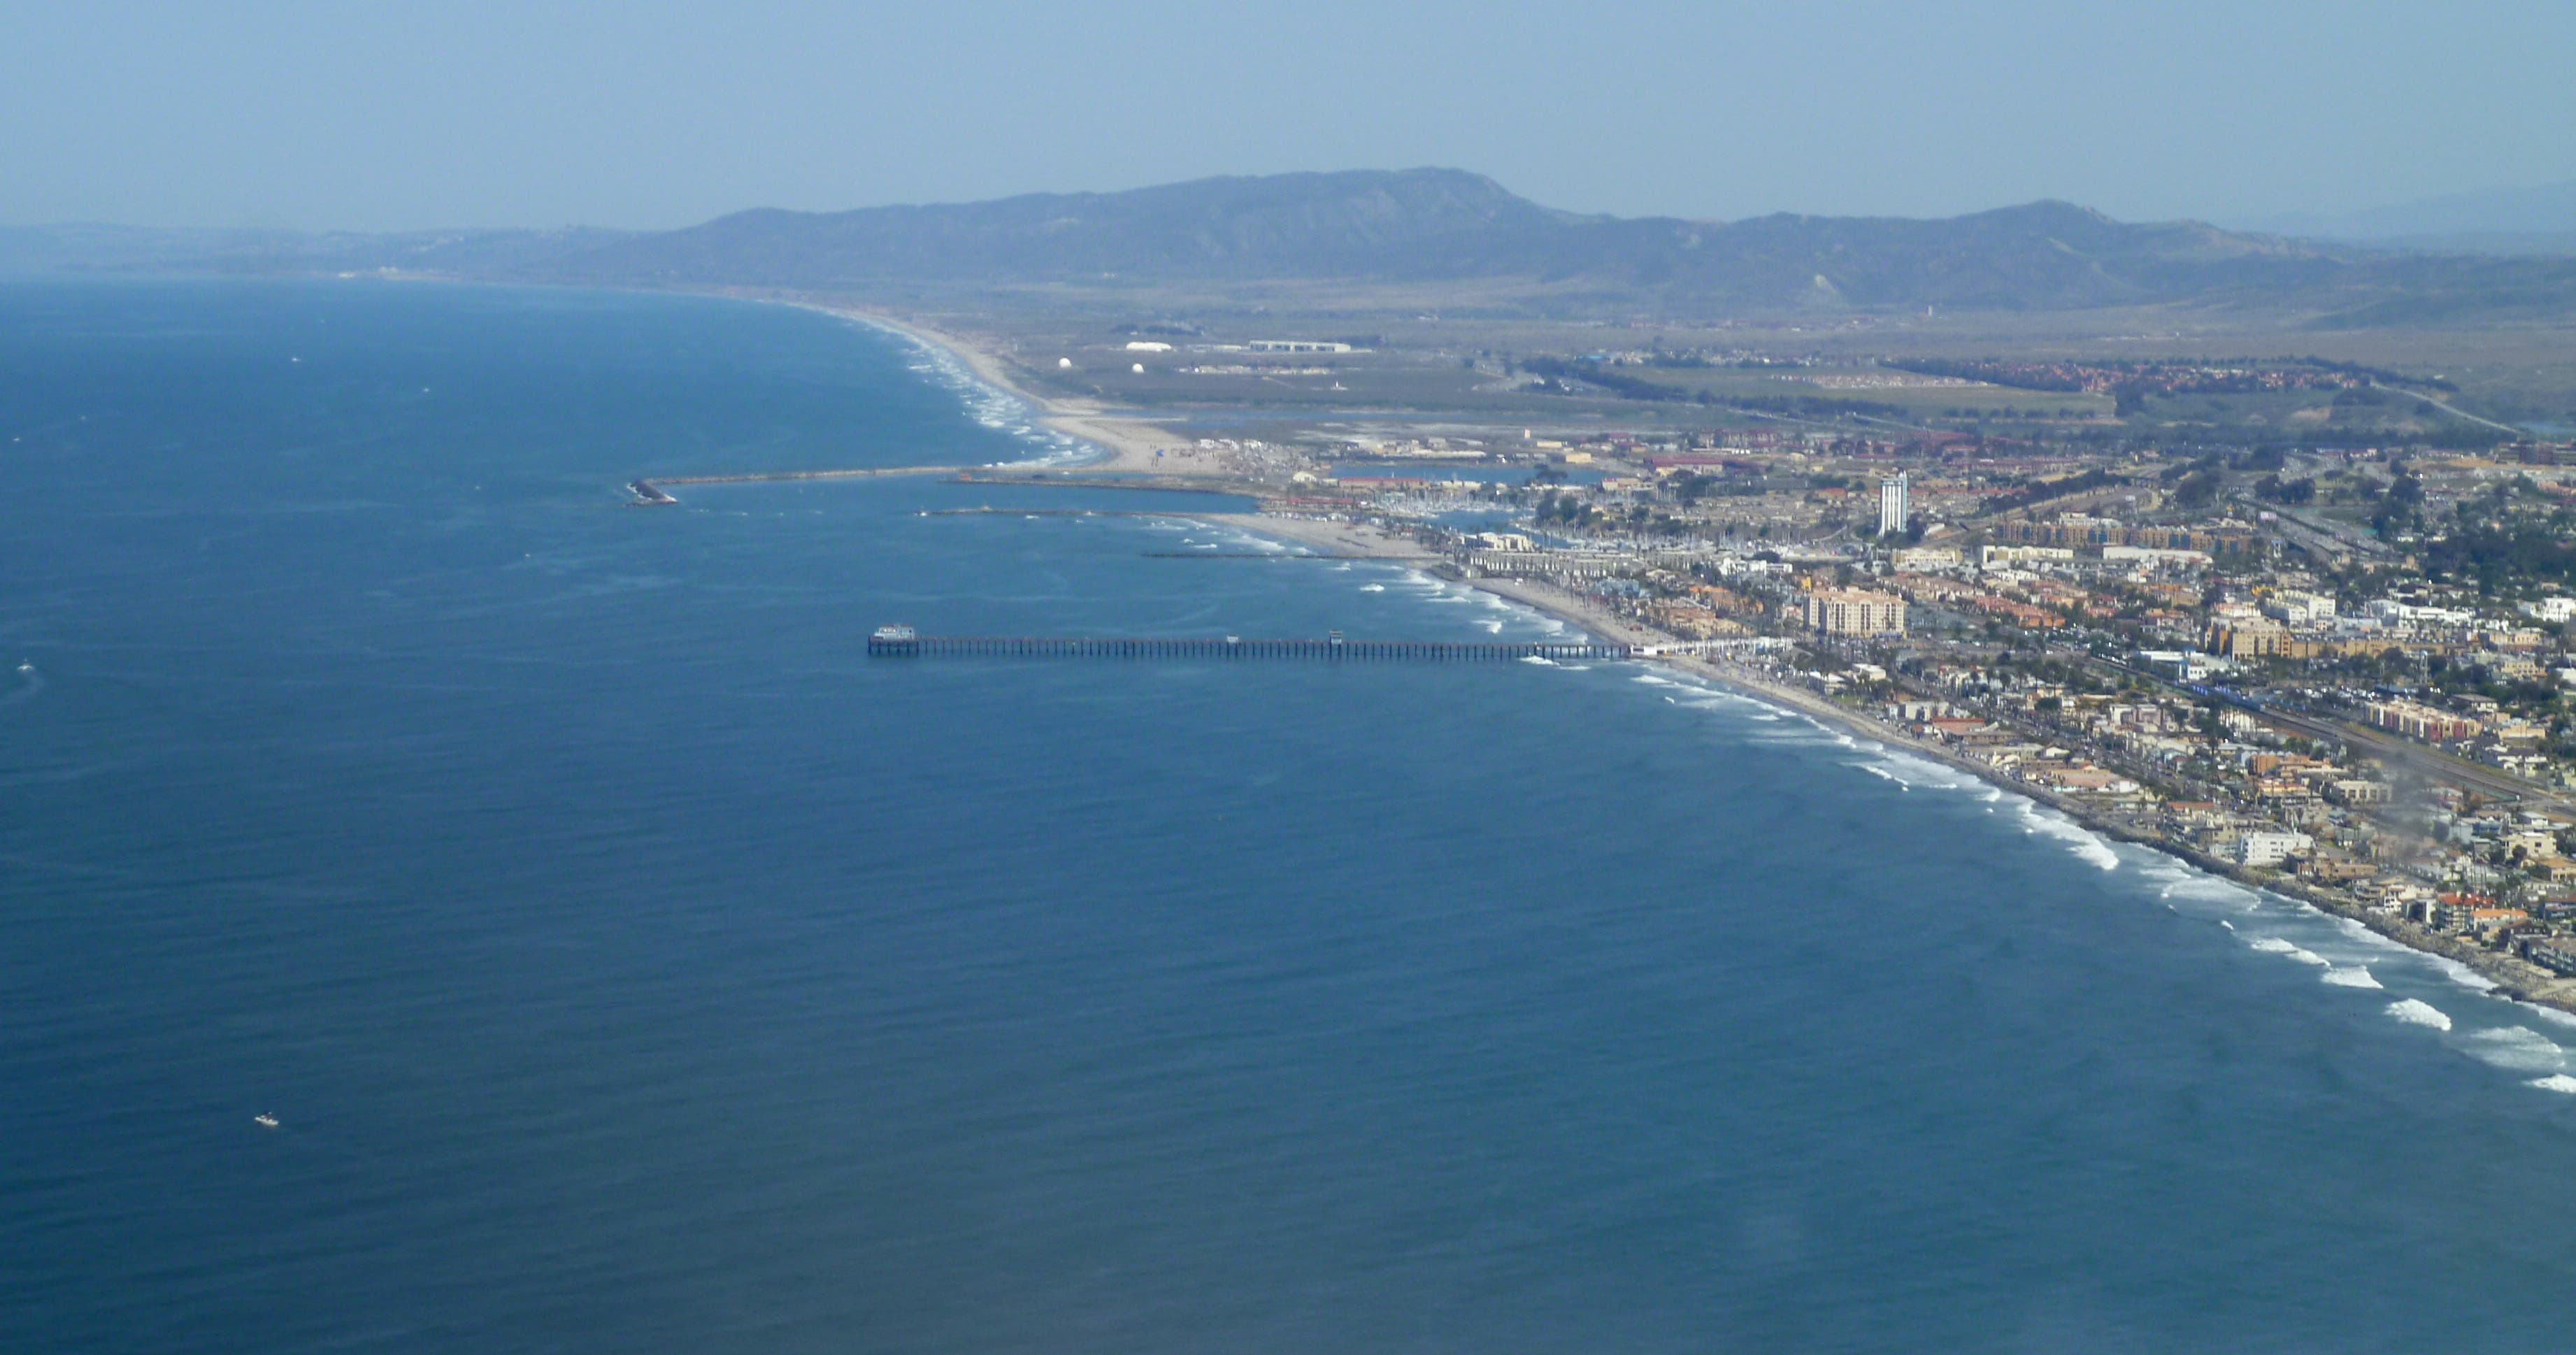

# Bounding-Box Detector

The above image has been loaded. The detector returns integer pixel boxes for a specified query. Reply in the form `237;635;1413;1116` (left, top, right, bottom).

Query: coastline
35;275;2576;1348
1205;509;2576;1017
699;285;2576;1018
761;297;1244;479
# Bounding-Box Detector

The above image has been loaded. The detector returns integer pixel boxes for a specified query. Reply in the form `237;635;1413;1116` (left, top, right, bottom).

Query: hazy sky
5;0;2570;231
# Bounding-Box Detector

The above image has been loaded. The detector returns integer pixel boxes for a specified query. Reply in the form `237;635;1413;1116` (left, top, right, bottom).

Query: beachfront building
1808;589;1908;638
2521;934;2576;976
2233;829;2315;867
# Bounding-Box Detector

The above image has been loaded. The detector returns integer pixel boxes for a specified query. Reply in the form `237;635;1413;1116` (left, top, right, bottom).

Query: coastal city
26;1;2576;1345
968;357;2576;1009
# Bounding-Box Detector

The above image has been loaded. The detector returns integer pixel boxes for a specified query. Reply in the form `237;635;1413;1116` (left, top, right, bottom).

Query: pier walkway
868;629;1631;661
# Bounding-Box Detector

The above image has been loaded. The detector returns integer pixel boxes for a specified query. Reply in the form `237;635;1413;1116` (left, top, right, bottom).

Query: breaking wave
2464;1026;2568;1075
2015;801;2119;872
838;313;1100;466
2386;999;2453;1031
2248;936;2330;966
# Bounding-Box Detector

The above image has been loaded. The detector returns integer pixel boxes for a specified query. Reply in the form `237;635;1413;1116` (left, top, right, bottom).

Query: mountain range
10;169;2575;324
2247;180;2576;254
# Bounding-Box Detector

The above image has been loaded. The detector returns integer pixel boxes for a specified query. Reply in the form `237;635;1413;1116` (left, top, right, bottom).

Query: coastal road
2244;496;2395;563
2370;380;2526;437
2072;648;2573;812
2248;701;2576;813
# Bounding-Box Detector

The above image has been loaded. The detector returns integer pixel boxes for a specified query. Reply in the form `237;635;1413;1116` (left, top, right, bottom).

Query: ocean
7;278;2576;1352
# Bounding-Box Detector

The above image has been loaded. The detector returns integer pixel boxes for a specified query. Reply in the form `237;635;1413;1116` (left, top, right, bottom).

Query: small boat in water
253;1114;278;1129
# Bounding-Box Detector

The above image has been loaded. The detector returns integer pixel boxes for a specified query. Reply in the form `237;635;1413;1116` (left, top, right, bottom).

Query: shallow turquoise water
8;279;2576;1352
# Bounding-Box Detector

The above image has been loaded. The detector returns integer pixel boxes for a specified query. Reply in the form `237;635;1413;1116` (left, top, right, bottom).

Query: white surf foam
2247;936;2329;966
2328;916;2413;956
1874;752;1979;792
2321;966;2382;989
842;315;1100;466
2528;1074;2576;1094
2387;999;2453;1031
2162;875;2256;905
2518;1004;2576;1032
2464;1026;2568;1074
2015;801;2119;872
2429;954;2500;993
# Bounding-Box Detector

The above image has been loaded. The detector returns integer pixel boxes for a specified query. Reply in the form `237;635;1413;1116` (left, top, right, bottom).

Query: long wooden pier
868;629;1630;661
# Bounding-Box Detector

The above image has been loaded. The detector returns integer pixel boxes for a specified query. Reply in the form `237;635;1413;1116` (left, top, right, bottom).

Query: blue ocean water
8;279;2576;1352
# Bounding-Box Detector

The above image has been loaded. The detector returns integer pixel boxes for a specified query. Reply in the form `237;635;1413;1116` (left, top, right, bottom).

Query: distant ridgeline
22;169;2576;322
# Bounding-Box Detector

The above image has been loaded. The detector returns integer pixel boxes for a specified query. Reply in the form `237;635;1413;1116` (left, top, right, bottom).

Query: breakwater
629;466;965;504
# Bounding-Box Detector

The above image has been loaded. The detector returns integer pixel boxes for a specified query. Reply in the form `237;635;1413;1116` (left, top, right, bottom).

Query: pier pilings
866;633;1629;661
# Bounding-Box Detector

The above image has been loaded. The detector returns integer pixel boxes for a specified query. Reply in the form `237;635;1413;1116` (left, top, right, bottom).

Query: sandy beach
771;299;1245;479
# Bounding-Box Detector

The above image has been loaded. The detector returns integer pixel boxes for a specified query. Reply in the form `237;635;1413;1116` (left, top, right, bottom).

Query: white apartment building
2233;830;2316;867
1982;545;2075;569
1891;545;1963;573
2263;592;2338;627
2367;598;2475;628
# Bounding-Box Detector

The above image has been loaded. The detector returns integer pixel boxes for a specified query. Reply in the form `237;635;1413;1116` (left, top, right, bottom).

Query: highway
2235;699;2575;814
2369;380;2526;437
2058;644;2573;812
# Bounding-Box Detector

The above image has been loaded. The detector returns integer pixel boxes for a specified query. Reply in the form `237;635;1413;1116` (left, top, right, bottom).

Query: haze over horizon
5;0;2570;235
22;5;2576;1351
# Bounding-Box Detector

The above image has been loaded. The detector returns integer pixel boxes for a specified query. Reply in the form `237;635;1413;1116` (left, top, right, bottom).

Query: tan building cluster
1806;589;1907;637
